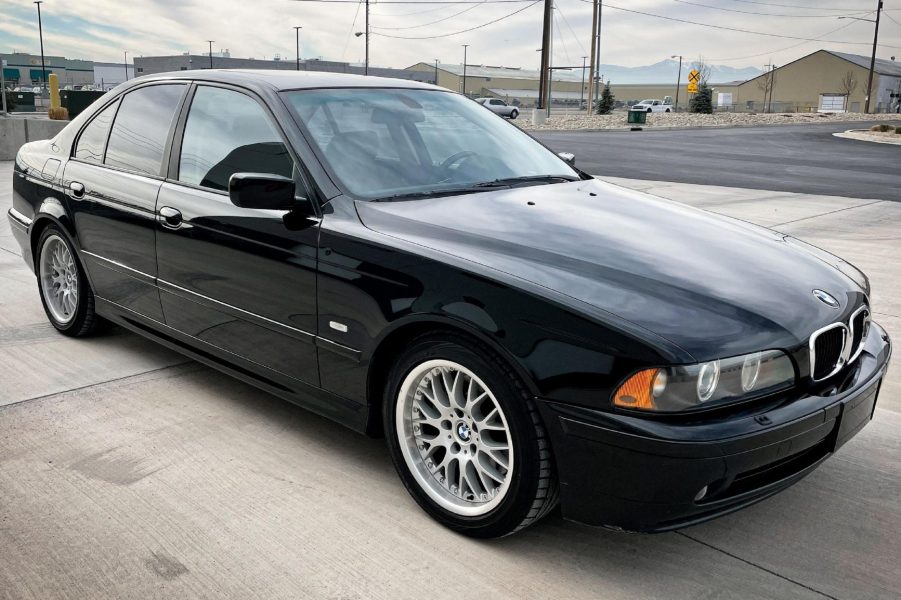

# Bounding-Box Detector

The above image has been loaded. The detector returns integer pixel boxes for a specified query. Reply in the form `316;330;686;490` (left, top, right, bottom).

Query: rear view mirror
229;173;296;210
558;152;576;166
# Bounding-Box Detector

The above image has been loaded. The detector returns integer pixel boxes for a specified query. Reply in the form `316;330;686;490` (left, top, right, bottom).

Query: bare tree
756;65;777;113
838;70;858;110
691;56;712;85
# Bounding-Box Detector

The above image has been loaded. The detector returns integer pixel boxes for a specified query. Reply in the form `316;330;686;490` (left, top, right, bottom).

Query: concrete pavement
1;161;899;600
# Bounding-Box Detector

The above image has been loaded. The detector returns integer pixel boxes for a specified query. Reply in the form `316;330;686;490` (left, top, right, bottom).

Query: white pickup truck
631;99;673;113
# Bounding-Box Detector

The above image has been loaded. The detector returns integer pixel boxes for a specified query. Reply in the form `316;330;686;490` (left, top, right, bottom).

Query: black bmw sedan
7;70;891;538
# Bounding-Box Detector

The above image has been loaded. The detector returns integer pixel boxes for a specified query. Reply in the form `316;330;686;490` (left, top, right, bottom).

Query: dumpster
12;91;36;112
60;90;107;118
627;109;647;125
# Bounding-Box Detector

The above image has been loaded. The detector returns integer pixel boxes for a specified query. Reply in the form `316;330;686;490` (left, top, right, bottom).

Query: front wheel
36;224;102;337
647;108;653;113
384;334;558;538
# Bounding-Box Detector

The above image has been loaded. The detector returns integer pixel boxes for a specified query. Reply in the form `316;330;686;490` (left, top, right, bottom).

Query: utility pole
537;0;552;110
124;51;128;81
585;0;599;113
434;58;440;86
769;65;777;112
671;55;682;111
1;59;7;115
580;56;587;109
34;2;47;92
461;45;469;96
207;40;214;69
865;0;883;113
595;1;603;105
294;27;302;71
365;0;370;75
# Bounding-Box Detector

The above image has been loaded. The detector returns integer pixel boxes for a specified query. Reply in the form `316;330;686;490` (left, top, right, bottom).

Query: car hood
355;179;863;360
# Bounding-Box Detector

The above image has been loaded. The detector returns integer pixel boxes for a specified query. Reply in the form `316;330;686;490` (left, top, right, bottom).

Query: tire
510;109;519;120
665;108;672;113
647;108;653;113
36;224;102;337
384;333;558;538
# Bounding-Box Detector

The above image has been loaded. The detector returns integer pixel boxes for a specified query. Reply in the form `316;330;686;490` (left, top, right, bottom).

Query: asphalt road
534;122;901;201
2;161;901;600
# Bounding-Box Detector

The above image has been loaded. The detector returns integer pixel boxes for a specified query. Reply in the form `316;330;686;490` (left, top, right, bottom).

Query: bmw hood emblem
813;289;840;308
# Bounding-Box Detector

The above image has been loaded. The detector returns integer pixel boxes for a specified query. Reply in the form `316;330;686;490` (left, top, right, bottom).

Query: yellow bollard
47;73;69;120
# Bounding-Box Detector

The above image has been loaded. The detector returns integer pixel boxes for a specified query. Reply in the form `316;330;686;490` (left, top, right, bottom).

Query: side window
74;99;119;163
178;86;293;192
105;84;185;176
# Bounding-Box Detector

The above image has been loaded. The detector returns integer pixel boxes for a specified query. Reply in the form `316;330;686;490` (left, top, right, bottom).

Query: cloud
1;0;898;71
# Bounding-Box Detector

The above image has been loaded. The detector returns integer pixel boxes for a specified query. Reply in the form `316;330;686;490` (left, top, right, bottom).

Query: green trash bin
60;90;107;119
627;109;647;125
13;91;36;112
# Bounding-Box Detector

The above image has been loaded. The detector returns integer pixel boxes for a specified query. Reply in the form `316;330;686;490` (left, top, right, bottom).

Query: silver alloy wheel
396;359;514;516
39;234;78;324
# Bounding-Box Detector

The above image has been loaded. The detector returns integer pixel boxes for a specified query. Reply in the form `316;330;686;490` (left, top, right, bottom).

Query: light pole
461;44;469;97
580;56;587;109
124;51;128;81
294;27;302;71
354;0;370;76
671;55;682;111
34;1;47;92
434;58;440;86
207;40;214;69
838;4;882;113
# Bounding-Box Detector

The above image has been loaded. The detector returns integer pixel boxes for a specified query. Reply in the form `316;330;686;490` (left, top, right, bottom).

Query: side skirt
94;297;370;434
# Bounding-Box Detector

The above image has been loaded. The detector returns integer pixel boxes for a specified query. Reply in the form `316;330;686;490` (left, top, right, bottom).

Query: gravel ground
517;111;901;131
834;128;901;145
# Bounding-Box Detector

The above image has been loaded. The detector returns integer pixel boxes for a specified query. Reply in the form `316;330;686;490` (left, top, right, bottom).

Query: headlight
613;350;796;412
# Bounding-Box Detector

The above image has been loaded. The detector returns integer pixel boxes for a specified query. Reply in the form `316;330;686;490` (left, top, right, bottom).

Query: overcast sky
2;0;900;71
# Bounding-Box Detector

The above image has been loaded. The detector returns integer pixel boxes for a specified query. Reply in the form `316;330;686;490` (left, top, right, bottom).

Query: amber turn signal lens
613;369;660;410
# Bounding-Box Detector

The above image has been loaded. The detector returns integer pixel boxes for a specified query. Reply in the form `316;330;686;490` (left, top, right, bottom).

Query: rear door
65;83;187;321
155;83;321;385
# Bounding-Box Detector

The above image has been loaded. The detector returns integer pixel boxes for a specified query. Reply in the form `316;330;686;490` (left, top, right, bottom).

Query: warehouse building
1;52;93;88
725;50;901;113
133;54;433;84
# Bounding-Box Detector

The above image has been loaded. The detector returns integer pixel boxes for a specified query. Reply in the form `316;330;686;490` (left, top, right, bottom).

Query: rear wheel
384;334;558;538
510;109;519;120
36;225;101;337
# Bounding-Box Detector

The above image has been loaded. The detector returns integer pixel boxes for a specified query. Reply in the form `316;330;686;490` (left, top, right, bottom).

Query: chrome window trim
809;321;848;382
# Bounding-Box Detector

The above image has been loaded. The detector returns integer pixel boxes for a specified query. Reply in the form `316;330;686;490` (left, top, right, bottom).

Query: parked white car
475;97;520;119
631;99;673;113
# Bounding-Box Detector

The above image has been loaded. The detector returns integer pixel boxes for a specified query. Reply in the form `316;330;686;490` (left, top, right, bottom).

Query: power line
703;16;865;62
883;11;901;28
555;3;588;56
289;0;534;3
578;1;901;50
372;2;484;29
669;0;872;19
371;0;540;39
553;10;572;65
723;0;865;11
340;0;364;60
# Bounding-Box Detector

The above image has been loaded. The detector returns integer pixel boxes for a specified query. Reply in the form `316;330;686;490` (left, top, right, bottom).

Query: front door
64;83;187;321
155;84;321;386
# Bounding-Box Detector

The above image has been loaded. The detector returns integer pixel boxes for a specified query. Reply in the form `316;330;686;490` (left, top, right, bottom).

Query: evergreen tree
595;82;615;115
689;83;713;114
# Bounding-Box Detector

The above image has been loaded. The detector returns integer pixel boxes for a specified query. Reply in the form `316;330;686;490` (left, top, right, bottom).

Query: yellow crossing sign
687;69;700;94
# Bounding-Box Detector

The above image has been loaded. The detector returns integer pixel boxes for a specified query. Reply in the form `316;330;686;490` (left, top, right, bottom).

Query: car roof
125;69;441;92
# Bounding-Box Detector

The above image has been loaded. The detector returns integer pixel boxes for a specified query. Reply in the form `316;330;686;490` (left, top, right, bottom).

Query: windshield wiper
473;174;580;188
376;187;498;202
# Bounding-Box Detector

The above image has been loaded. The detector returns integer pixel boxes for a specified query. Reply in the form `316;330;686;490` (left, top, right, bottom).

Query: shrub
689;83;714;114
895;126;901;135
595;82;615;115
48;106;69;120
870;123;893;132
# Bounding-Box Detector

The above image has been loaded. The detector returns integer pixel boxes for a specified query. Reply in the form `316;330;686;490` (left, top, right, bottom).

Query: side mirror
229;173;296;210
557;152;576;166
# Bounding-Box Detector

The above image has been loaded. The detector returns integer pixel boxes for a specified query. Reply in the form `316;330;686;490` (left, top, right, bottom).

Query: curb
518;119;901;134
832;129;901;145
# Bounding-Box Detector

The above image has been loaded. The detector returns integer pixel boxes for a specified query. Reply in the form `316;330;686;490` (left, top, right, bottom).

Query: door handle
69;181;85;199
159;206;183;228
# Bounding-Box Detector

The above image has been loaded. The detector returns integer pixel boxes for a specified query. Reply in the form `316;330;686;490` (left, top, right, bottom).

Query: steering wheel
440;151;479;172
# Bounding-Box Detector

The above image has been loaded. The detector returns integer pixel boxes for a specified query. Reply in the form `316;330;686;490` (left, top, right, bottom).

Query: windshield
639;99;655;104
283;88;578;200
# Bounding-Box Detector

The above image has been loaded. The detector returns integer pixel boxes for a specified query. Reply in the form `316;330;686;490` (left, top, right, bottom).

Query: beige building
726;50;901;113
410;50;901;113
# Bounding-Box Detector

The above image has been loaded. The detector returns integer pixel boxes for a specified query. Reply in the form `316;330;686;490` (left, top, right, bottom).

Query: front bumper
538;322;892;532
